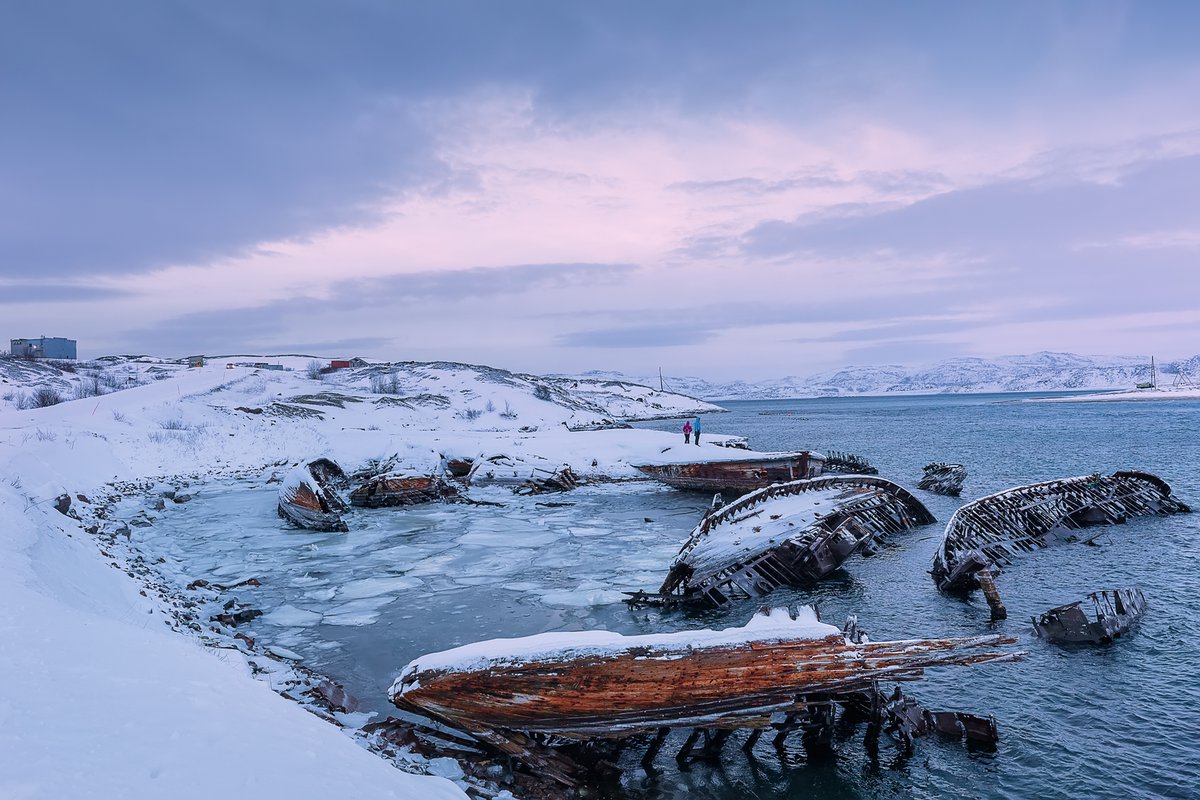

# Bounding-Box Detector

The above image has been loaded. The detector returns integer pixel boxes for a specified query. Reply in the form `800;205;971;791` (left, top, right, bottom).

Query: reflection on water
141;392;1200;799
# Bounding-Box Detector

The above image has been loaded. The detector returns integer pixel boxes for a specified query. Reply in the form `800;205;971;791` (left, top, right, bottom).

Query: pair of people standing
682;417;701;445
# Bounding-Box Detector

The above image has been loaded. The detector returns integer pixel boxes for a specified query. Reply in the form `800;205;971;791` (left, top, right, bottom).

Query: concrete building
10;337;77;360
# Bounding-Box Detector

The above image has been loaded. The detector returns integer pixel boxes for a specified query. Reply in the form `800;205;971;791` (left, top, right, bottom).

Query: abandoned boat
390;606;1021;784
277;458;349;532
629;475;935;609
932;470;1190;597
1032;588;1147;644
349;474;459;508
918;462;967;496
823;450;879;475
635;451;824;493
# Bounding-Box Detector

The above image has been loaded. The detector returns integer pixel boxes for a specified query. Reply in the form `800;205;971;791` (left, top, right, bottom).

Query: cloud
0;283;136;303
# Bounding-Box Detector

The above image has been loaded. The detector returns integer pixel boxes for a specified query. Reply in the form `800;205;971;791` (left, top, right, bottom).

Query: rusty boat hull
390;607;1020;740
635;451;824;493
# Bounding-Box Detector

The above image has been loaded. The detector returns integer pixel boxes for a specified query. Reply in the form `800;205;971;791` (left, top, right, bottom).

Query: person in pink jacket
682;419;693;444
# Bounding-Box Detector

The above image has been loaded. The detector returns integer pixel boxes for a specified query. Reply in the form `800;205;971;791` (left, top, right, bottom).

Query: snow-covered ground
0;356;734;799
1029;386;1200;403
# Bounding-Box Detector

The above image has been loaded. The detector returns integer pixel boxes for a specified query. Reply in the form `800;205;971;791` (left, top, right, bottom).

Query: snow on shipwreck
389;606;1022;785
628;475;936;609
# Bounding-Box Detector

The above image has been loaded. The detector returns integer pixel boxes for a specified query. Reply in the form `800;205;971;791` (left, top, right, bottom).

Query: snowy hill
569;352;1196;400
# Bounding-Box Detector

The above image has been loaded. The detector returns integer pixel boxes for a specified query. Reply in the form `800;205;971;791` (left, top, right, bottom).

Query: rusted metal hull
390;609;1020;740
632;475;935;609
1033;588;1146;644
933;470;1190;594
349;475;459;508
635;451;824;493
277;459;349;532
918;462;967;496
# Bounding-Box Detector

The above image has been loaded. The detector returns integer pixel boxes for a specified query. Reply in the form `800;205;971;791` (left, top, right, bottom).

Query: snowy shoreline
0;356;732;799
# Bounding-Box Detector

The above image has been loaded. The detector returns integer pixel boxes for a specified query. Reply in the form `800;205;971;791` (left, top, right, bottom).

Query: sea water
138;392;1200;799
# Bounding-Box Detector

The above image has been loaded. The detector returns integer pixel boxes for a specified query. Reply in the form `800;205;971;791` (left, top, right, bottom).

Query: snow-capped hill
567;351;1195;399
545;376;721;419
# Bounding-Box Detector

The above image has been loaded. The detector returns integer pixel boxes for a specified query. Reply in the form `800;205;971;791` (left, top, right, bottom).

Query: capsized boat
390;605;1021;741
630;475;935;609
277;458;349;532
635;451;824;493
1032;587;1146;644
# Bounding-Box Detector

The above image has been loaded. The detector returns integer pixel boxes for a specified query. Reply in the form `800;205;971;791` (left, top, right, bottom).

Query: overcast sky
3;1;1198;378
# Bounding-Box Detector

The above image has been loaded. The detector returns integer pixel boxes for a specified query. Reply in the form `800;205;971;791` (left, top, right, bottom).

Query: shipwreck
918;462;967;496
1032;587;1147;644
390;606;1021;786
932;471;1189;619
349;474;460;508
629;475;935;609
277;458;349;532
635;451;824;494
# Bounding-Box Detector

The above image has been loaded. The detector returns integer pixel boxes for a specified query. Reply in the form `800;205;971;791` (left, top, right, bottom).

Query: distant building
329;359;351;370
187;355;206;368
10;337;77;360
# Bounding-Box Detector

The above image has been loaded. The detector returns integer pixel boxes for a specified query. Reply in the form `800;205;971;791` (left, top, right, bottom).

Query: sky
2;1;1199;379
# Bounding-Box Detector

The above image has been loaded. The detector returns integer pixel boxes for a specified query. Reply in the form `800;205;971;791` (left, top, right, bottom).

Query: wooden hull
391;609;1020;739
349;475;458;507
277;459;349;532
1032;588;1146;644
635;452;823;493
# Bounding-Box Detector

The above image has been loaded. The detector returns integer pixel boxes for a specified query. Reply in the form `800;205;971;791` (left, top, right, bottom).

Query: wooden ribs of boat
1032;587;1147;644
277;458;349;532
630;475;935;609
932;470;1190;593
918;462;967;496
634;451;824;493
389;606;1021;742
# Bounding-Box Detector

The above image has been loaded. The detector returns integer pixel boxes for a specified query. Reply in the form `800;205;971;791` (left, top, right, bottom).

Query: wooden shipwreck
932;470;1190;593
629;475;935;609
277;458;349;532
918;462;967;496
1032;587;1147;644
823;450;879;475
635;451;824;494
390;606;1021;785
349;474;460;508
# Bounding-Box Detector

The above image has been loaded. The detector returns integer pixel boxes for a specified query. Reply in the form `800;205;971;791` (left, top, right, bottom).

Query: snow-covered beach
0;356;729;799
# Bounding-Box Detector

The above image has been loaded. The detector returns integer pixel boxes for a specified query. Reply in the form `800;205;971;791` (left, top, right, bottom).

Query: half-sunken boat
635;451;824;494
349;474;459;508
390;606;1020;784
277;458;349;532
1032;587;1146;644
823;450;879;475
932;470;1190;596
918;462;967;496
629;475;935;609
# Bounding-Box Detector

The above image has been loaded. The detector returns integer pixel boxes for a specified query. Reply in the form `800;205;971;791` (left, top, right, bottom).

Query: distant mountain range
560;352;1200;401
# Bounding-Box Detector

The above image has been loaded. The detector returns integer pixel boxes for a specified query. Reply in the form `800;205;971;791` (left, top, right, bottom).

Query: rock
173;493;193;504
159;488;176;500
235;406;264;414
53;494;72;516
211;608;262;627
234;632;256;649
309;680;360;713
75;494;90;503
186;579;209;590
150;498;166;511
128;514;153;528
114;523;131;538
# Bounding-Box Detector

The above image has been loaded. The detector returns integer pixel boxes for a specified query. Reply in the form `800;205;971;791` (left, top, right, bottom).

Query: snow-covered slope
568;352;1198;400
0;356;745;799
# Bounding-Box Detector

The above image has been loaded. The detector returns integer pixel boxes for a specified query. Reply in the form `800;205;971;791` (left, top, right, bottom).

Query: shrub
31;388;62;408
458;407;483;421
112;410;127;423
499;401;518;419
306;360;325;381
485;399;496;413
160;418;189;430
370;374;401;395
